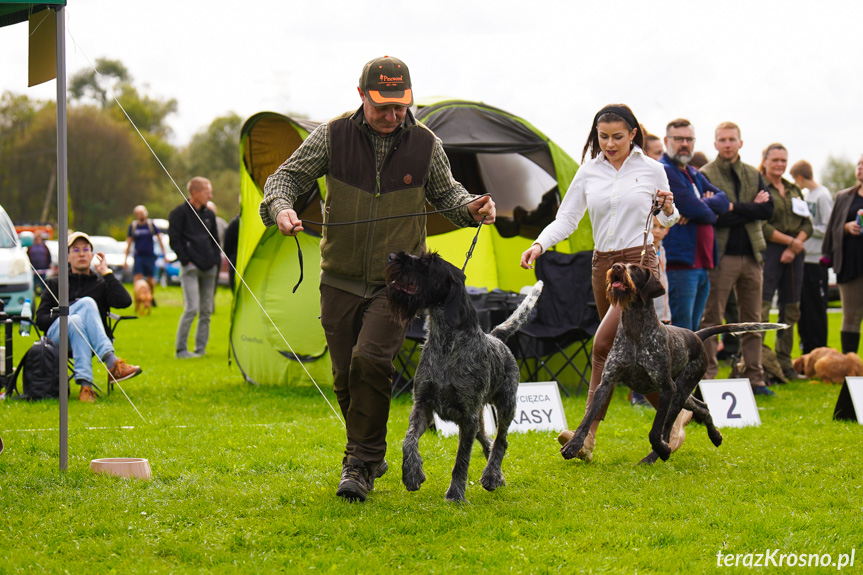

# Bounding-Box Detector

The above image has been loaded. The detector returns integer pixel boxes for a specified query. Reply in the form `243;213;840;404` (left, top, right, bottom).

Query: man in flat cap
261;55;495;502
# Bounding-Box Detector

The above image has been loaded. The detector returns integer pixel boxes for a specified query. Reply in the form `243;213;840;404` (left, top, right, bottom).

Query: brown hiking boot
78;386;96;403
368;459;388;492
108;359;142;383
336;456;371;502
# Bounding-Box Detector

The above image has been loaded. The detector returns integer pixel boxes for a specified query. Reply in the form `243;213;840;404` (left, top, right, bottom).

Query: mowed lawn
1;285;861;574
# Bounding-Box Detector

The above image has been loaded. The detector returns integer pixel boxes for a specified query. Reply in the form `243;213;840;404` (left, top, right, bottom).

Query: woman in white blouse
520;104;682;462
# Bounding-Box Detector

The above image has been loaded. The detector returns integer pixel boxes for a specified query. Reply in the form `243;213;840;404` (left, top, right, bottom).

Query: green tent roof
0;1;65;28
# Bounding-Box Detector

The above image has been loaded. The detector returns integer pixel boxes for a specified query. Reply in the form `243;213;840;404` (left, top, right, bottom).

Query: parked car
88;235;128;279
0;204;35;315
154;242;180;286
45;239;59;279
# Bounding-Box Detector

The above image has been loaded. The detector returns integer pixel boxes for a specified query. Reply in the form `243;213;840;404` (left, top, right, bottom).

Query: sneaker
176;350;201;359
108;359;142;382
752;385;776;396
782;367;805;381
336;456;370;502
630;391;653;408
78;385;96;403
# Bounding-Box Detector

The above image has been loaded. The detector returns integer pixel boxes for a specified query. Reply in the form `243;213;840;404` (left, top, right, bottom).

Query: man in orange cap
261;55;496;502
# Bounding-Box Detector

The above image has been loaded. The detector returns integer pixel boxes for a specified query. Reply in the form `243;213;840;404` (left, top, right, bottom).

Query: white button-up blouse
535;147;679;253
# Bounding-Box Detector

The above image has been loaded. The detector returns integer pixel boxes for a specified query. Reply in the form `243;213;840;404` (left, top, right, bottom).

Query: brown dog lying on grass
793;347;863;383
133;279;153;315
560;263;786;464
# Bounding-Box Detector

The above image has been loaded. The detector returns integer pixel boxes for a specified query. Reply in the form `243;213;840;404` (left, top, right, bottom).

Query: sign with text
432;381;568;437
834;377;863;424
433;406;496;438
698;379;761;428
508;381;568;433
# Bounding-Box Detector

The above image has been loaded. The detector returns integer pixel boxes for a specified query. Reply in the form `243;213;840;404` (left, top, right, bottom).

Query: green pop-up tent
229;102;589;386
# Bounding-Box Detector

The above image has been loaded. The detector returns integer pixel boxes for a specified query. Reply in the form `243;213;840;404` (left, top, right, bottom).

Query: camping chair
390;289;508;399
513;249;600;396
392;315;425;399
29;309;137;396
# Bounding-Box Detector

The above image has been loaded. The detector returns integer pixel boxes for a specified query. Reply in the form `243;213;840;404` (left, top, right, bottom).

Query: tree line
1;58;859;238
0;58;241;238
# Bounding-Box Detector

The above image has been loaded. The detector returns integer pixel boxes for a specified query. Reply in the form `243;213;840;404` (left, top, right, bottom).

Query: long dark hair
582;103;643;162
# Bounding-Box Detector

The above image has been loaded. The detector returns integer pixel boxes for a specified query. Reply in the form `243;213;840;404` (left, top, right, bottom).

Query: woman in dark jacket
822;154;863;354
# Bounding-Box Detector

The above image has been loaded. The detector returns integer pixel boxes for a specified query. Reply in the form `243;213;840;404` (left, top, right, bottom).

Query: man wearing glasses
659;119;729;332
35;232;142;402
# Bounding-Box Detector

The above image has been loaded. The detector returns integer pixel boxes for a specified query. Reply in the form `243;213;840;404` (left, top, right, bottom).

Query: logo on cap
361;56;413;107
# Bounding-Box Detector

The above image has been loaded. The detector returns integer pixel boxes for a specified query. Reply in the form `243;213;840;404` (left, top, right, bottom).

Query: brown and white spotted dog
560;262;786;464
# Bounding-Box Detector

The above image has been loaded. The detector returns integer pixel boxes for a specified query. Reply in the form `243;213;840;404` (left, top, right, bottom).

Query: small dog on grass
386;251;542;502
560;263;786;464
133;279;153;315
793;347;863;383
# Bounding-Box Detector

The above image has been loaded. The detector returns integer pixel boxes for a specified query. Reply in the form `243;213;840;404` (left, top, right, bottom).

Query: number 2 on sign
722;392;742;419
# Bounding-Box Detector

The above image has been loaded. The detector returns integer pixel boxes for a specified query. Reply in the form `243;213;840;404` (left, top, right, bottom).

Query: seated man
35;232;142;402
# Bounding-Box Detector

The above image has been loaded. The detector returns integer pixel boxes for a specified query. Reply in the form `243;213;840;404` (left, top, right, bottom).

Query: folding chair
392;315;425;399
514;249;600;396
390;289;507;399
29;309;137;396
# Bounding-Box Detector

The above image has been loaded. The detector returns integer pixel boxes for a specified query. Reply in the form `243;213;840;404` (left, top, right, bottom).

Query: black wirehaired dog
386;251;543;502
560;262;786;464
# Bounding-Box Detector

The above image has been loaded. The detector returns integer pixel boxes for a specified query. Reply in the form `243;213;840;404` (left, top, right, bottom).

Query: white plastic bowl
90;457;151;480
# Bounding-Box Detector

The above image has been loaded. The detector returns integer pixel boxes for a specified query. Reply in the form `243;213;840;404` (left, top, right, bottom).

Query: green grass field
1;286;861;573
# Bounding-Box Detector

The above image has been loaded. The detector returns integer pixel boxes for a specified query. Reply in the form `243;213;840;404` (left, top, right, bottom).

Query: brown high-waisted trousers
587;244;660;420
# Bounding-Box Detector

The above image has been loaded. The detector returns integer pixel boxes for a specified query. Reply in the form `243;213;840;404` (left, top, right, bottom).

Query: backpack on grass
4;337;61;400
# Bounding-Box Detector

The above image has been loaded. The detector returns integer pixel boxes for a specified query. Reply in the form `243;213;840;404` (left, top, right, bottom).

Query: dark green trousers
320;284;408;465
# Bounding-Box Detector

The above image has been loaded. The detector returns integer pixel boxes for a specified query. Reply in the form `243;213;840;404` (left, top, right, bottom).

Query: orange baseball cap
359;56;413;107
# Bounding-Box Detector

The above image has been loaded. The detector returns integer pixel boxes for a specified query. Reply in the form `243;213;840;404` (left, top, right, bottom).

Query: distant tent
230;102;589;385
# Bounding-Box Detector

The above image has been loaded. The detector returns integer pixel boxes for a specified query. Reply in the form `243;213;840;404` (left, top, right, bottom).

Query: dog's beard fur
606;265;638;310
385;253;423;324
385;251;473;329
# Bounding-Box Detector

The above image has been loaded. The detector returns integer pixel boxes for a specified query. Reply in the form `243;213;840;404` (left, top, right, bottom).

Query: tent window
443;151;561;239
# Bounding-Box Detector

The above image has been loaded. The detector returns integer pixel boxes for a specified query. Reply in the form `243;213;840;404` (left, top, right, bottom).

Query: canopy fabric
0;1;65;27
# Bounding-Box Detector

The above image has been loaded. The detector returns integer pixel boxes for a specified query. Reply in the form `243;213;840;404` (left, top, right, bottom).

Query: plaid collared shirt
260;109;477;228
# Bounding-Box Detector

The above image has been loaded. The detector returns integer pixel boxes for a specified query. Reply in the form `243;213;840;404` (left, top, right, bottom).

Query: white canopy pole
54;5;69;471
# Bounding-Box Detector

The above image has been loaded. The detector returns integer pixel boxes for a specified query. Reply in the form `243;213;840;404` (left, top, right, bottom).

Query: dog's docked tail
695;322;788;342
490;281;543;343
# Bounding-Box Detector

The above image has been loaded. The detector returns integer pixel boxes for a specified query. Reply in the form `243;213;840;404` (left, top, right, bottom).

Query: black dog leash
287;194;491;292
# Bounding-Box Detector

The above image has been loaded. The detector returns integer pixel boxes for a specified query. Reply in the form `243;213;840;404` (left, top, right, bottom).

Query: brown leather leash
640;192;670;266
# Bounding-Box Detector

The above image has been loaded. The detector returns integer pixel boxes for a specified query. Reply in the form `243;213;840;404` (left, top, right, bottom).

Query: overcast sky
2;0;862;180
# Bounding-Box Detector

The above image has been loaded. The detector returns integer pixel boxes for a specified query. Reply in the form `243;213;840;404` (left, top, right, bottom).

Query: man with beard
660;119;729;331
